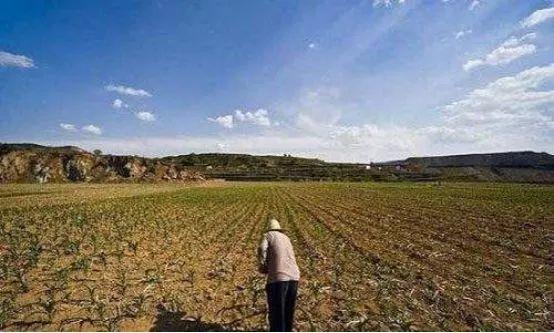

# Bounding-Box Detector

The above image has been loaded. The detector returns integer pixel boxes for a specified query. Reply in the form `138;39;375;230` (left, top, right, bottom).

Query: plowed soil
1;182;552;331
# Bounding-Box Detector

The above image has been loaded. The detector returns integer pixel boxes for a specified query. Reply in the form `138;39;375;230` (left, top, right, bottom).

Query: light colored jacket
258;230;300;283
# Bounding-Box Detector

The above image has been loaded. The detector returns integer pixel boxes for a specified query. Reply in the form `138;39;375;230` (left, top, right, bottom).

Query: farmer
258;218;300;332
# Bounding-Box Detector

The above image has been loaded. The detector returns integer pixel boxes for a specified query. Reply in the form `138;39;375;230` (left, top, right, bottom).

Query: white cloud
0;51;35;68
208;115;234;129
82;124;102;135
417;126;483;144
455;29;472;39
234;109;272;127
111;99;155;121
468;0;480;11
372;0;406;8
292;87;352;140
463;59;484;71
112;98;128;109
60;123;106;135
320;66;554;156
445;64;554;122
441;63;554;144
308;43;316;49
463;33;537;71
234;110;245;122
521;7;554;28
329;124;419;153
59;123;77;132
46;65;554;162
293;65;553;159
208;109;272;129
41;135;334;160
502;32;536;46
135;111;156;122
484;43;535;65
105;84;152;97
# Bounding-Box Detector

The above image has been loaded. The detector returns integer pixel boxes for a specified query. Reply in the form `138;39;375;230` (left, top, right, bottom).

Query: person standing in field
258;218;300;332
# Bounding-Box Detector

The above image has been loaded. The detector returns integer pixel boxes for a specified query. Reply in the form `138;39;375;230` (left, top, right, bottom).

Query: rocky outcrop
0;144;204;183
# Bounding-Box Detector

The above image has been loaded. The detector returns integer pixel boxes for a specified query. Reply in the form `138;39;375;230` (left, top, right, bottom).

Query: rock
0;144;205;183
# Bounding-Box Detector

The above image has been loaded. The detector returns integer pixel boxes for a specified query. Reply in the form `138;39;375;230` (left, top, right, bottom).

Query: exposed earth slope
0;143;203;183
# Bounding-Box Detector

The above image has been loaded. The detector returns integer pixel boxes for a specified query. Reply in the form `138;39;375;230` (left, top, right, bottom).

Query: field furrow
0;182;552;331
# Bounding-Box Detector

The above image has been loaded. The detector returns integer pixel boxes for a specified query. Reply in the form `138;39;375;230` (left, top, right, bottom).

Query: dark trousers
266;280;298;332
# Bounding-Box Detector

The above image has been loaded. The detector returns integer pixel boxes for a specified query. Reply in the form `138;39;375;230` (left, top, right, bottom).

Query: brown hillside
0;144;203;183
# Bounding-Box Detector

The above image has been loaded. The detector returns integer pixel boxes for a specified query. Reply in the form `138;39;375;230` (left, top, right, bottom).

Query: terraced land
0;182;552;331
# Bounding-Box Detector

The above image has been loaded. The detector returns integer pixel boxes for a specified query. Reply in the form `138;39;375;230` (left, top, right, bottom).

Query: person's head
267;218;282;232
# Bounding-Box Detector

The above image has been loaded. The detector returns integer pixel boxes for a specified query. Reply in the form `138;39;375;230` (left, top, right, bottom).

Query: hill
0;143;203;183
378;151;553;168
1;143;553;183
167;151;554;183
374;151;554;183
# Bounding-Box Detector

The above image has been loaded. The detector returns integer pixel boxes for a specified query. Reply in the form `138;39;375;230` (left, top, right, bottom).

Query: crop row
0;182;552;331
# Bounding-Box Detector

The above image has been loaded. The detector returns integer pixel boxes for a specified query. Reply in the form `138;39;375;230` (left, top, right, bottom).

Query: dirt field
0;182;552;331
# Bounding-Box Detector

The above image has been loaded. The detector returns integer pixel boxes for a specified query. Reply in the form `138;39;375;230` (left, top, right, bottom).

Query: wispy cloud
82;124;102;135
463;33;536;71
445;63;554;125
521;7;554;28
285;64;554;159
105;84;152;97
438;63;554;144
455;29;472;39
372;0;406;8
0;51;35;68
330;65;554;150
468;0;480;11
208;115;234;129
63;81;552;159
15;2;554;162
135;111;156;122
47;63;554;163
110;98;156;122
59;123;77;132
60;123;104;135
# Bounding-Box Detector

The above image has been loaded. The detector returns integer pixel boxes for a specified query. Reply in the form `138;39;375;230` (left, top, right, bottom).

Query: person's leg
266;282;287;331
284;280;298;332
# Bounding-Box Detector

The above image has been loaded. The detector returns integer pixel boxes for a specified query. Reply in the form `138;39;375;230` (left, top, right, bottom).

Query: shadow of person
150;305;234;332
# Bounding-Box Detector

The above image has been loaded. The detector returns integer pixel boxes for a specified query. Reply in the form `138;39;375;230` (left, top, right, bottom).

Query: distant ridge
375;151;554;168
0;143;86;154
1;143;553;183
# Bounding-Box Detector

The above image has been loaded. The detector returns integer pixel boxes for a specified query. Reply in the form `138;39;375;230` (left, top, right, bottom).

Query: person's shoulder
266;230;283;239
273;230;290;240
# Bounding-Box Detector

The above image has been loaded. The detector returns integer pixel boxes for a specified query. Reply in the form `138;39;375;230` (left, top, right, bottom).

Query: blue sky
1;0;553;162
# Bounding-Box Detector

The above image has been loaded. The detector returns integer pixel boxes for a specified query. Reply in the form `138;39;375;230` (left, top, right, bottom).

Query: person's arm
258;234;269;274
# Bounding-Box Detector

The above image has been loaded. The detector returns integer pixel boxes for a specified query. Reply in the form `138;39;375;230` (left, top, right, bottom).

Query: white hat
268;219;282;231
